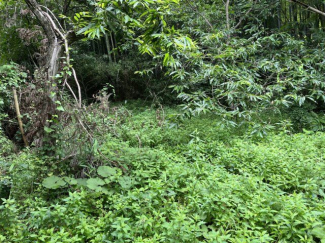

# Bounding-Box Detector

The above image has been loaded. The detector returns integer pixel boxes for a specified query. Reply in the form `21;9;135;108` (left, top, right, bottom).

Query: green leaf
76;178;88;187
92;139;99;154
97;166;118;178
63;177;78;185
42;176;66;189
86;178;105;190
311;227;325;240
118;176;133;189
56;106;65;111
44;126;54;133
163;53;169;66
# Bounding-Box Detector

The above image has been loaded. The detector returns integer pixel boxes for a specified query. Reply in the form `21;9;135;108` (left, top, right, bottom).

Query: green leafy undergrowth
0;131;14;199
2;130;325;242
0;130;14;157
115;106;237;148
214;132;325;195
2;105;325;242
0;150;49;201
0;62;27;112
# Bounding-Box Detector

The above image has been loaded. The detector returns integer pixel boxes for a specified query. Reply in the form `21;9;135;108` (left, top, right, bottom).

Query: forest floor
1;102;325;242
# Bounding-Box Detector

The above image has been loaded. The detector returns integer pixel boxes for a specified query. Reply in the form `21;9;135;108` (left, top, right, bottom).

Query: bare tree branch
234;0;257;29
184;0;214;30
289;0;325;17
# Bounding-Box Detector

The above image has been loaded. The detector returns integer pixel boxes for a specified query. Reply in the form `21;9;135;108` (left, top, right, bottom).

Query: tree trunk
24;0;63;83
23;0;64;148
225;0;230;36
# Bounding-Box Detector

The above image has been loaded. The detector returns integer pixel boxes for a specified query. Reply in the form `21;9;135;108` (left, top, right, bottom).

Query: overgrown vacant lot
1;105;325;243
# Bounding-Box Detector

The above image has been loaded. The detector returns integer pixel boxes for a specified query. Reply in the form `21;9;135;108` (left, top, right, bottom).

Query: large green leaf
97;166;118;178
42;176;66;189
76;178;88;187
63;177;78;185
86;178;105;190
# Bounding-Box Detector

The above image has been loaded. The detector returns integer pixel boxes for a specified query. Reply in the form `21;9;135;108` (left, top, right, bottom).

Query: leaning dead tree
24;0;81;107
19;0;83;146
24;0;62;83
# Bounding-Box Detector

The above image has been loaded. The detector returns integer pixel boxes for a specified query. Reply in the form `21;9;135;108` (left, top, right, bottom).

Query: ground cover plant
1;105;325;242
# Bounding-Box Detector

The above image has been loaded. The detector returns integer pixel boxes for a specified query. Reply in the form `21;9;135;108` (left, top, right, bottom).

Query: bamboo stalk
110;32;116;63
13;88;29;147
105;33;113;63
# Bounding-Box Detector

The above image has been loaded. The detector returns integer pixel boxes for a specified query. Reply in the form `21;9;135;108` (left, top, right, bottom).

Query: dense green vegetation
1;106;325;242
2;0;325;242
